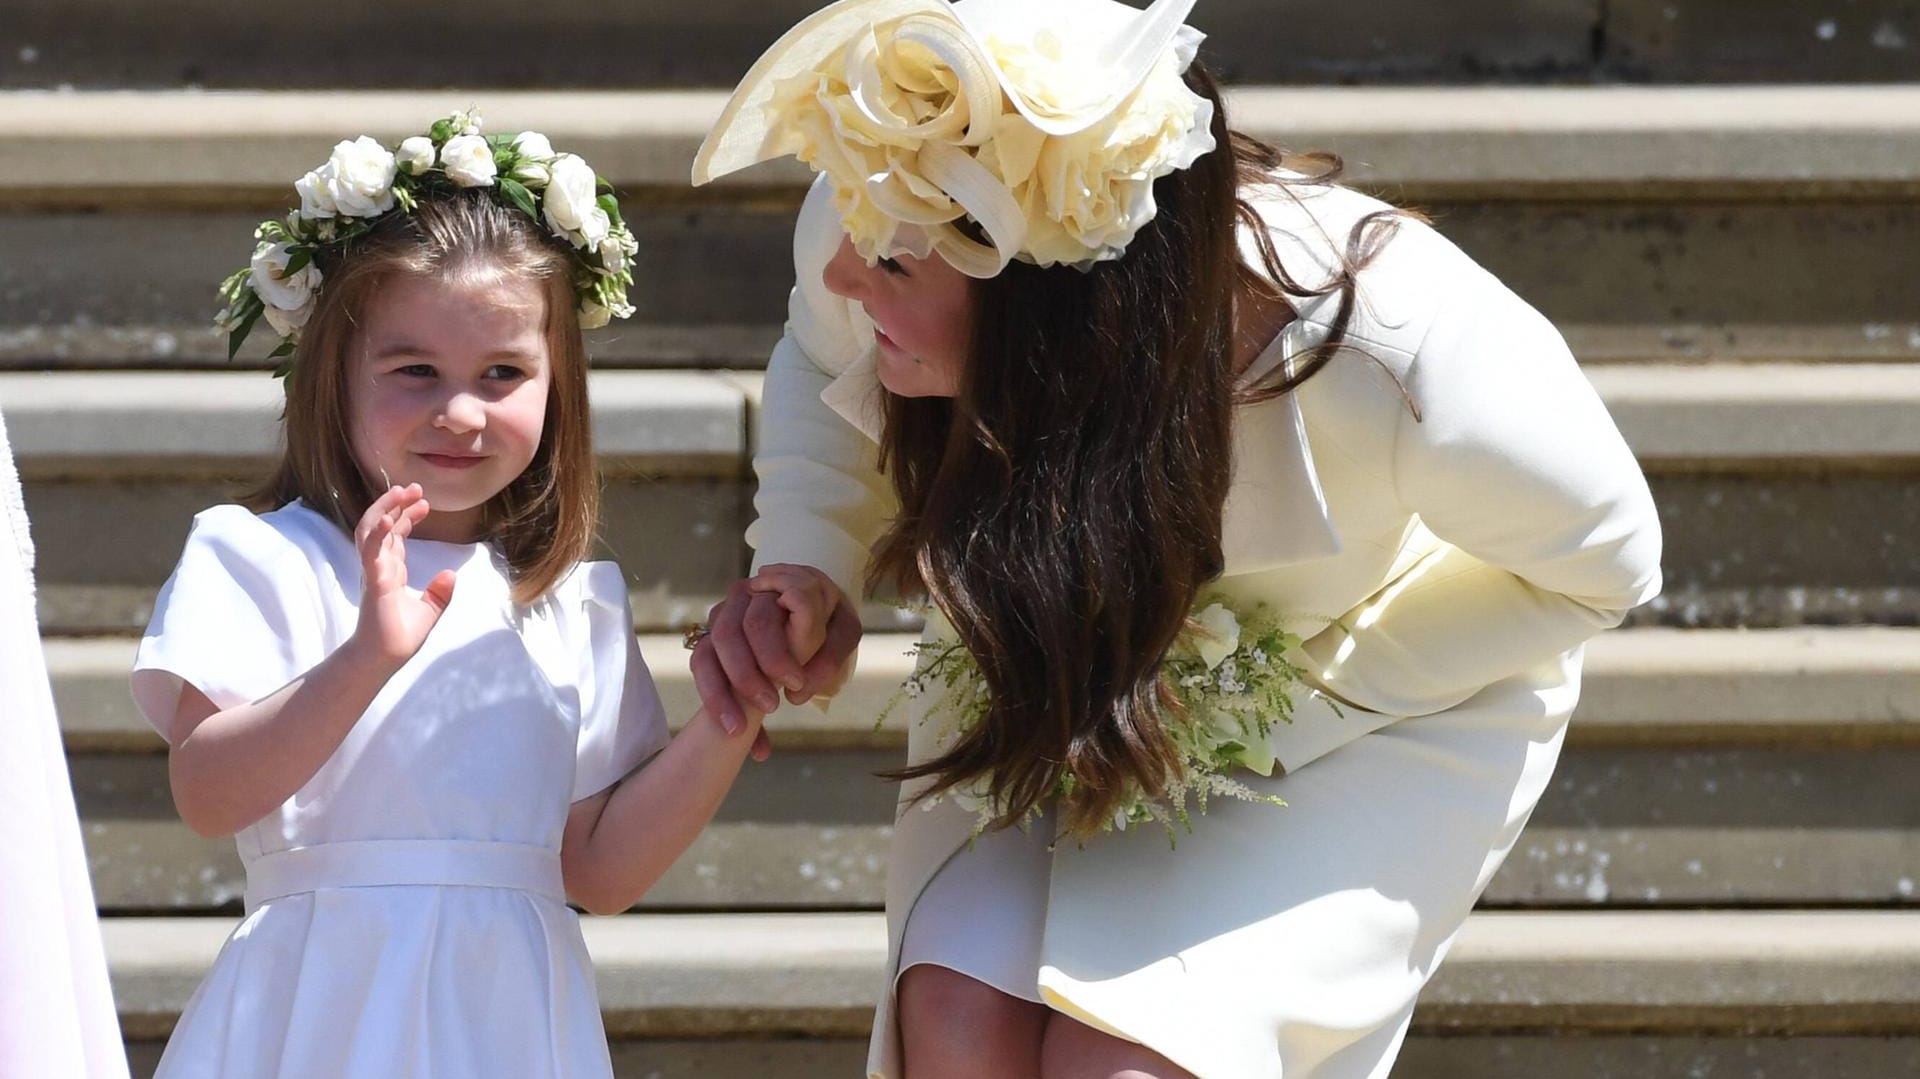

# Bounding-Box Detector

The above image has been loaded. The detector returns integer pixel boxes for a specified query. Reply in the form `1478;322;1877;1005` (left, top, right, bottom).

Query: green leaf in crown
881;597;1329;846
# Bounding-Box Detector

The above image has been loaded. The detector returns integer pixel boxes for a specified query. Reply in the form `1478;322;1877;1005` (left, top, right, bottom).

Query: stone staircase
4;2;1918;1075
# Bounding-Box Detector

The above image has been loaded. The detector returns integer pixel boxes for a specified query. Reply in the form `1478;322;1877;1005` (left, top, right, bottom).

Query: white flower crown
693;0;1217;278
217;110;639;373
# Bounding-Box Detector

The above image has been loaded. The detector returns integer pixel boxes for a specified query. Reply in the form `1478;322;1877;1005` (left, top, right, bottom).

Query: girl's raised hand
352;484;456;669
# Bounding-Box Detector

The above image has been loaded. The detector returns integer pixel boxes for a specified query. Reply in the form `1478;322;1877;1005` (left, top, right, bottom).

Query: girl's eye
486;365;527;382
878;256;907;277
396;364;435;378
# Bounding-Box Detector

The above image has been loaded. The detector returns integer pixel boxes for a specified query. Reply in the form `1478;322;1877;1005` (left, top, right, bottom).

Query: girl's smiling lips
417;451;486;470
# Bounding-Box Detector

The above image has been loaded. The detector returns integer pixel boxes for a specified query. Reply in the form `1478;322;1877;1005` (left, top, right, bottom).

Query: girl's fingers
690;641;748;736
750;727;773;762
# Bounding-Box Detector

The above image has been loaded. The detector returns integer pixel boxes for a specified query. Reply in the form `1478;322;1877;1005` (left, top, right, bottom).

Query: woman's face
822;236;971;398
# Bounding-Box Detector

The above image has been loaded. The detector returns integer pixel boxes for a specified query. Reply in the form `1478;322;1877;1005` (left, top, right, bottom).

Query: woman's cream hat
693;0;1217;278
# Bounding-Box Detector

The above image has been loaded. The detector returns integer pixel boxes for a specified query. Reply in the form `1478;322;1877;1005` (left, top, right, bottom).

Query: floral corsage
884;598;1320;843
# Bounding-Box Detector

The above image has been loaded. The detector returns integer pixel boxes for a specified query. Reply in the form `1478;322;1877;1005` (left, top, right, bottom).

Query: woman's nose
821;236;872;302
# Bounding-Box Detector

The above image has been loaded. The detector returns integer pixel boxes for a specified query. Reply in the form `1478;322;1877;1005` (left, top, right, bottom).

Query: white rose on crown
512;131;555;160
313;136;398;219
395;136;437;176
543;154;610;249
440;134;498;188
248;241;320;339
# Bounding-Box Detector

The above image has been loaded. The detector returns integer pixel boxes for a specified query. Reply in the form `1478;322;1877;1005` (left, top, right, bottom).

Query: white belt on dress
243;839;566;913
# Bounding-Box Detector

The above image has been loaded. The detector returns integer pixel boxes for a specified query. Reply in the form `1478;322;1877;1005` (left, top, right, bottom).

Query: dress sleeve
745;176;896;602
130;505;329;744
569;562;672;801
1296;255;1664;721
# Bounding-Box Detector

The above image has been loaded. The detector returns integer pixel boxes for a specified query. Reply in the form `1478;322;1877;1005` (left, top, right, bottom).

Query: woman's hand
351;484;456;670
692;563;862;748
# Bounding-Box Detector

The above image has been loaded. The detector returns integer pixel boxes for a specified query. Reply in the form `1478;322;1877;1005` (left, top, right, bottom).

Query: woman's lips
874;327;904;356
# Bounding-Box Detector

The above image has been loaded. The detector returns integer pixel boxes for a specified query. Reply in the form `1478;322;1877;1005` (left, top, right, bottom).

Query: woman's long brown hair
250;189;599;605
868;64;1414;836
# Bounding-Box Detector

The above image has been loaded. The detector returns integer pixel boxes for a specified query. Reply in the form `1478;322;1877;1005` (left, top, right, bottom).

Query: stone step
8;366;1918;477
7;200;1917;351
103;910;1920;1043
71;744;1920;911
56;630;1920;912
121;1036;1920;1079
13;321;1920;374
19;471;1920;634
67;743;1920;912
0;370;751;479
10;366;1920;631
49;627;1920;754
7;3;1919;89
9;87;1920;204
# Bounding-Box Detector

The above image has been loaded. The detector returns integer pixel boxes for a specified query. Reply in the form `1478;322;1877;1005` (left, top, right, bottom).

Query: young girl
131;114;781;1078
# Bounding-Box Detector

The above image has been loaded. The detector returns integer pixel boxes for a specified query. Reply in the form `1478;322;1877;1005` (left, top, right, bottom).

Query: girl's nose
434;392;485;434
821;236;873;303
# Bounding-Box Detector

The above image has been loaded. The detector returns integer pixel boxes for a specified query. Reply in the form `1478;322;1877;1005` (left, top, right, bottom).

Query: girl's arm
166;485;454;837
562;564;850;914
558;704;765;916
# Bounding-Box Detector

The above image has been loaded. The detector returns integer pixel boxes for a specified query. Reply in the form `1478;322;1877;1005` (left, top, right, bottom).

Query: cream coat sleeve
1298;257;1664;720
745;178;896;602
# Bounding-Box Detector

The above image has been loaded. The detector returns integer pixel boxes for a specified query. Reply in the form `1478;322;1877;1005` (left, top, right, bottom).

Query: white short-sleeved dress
130;501;670;1079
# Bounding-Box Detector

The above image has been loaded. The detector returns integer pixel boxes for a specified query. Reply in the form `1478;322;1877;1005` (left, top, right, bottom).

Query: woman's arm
691;178;890;730
1295;259;1663;721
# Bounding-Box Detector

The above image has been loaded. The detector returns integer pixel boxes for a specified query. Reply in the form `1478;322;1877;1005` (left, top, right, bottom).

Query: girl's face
348;274;553;543
822;236;971;398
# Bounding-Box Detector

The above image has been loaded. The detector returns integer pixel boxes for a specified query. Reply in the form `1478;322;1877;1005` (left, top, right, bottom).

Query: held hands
351;484;456;671
691;563;862;755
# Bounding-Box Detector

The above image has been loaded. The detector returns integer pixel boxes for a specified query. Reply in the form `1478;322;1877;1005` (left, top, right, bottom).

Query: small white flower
576;294;631;329
318;136;397;218
509;160;551;188
596;229;637;276
512;131;554;160
904;677;925;698
543;154;609;249
248;241;321;316
451;109;483;136
261;299;314;339
440;134;497;187
293;168;337;220
1192;603;1241;670
1250;647;1270;667
395;136;436;176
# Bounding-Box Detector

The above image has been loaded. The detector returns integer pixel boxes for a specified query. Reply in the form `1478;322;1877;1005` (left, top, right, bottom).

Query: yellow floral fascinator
692;0;1217;278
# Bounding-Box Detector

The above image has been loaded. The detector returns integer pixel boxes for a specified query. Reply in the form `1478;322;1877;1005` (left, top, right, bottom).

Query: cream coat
748;176;1663;1078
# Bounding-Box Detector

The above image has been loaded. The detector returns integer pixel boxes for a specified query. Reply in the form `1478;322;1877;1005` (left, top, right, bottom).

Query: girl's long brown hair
869;64;1413;835
251;189;599;605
